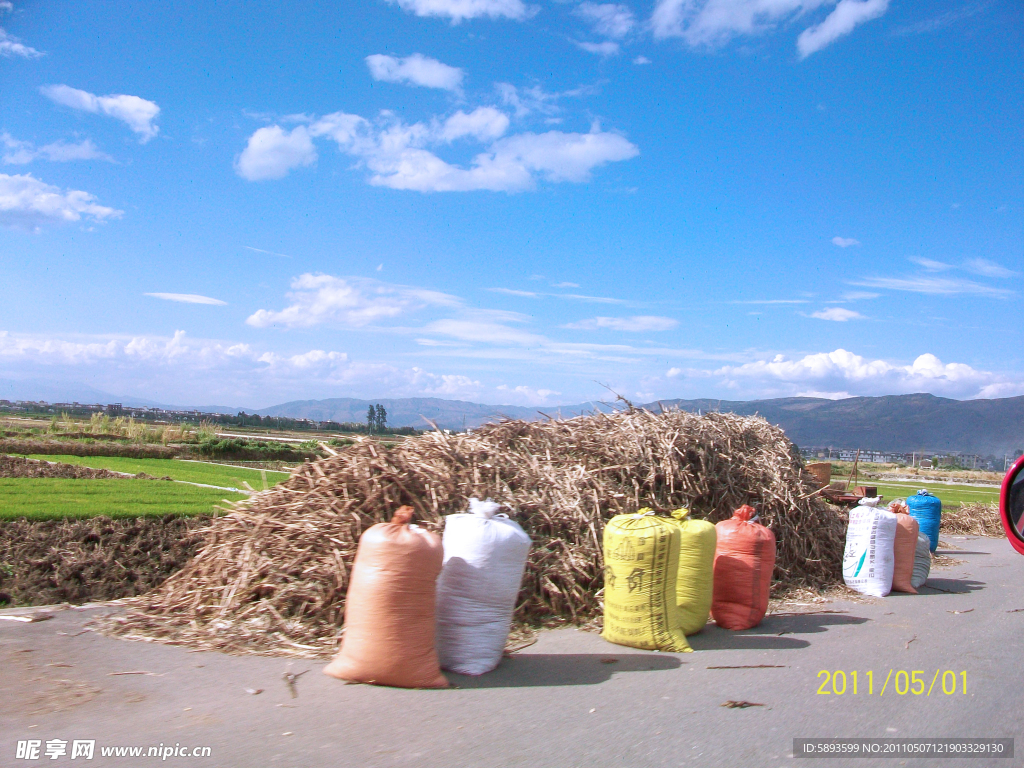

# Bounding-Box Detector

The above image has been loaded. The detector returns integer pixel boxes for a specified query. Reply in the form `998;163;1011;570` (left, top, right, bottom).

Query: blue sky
1;0;1021;408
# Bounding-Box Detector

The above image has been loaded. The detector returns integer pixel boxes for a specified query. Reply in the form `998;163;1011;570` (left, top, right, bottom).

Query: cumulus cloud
831;235;860;247
652;0;889;57
144;293;227;305
1;133;113;164
385;0;533;22
40;85;160;143
797;0;889;58
633;55;652;64
0;173;122;229
709;348;1018;400
564;315;679;331
496;383;561;405
575;3;635;38
0;27;41;58
236;102;636;192
439;107;509;142
246;274;461;328
365;53;465;92
809;307;864;321
234;125;317;181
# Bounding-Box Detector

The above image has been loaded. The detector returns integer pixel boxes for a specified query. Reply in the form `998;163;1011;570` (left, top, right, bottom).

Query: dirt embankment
0;516;212;607
0;439;179;459
0;454;162;479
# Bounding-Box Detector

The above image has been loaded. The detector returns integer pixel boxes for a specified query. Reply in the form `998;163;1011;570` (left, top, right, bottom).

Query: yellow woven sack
601;512;692;652
669;508;717;635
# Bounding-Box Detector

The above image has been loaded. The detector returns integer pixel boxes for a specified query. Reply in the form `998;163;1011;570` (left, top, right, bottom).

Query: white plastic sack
911;532;931;589
436;498;531;675
843;506;898;597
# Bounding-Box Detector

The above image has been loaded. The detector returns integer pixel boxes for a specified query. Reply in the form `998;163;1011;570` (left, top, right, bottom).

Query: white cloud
365;53;465;92
496;383;561;405
575;2;635;38
1;133;113;164
40;85;160;143
367;126;638;192
964;258;1019;279
0;27;41;58
246;274;461;329
809;307;864;321
556;292;627;304
552;282;580;288
439;107;509;142
488;287;539;297
564;315;679;331
573;40;621;55
797;0;888;58
652;0;889;57
711;348;1017;399
730;298;809;305
909;256;953;271
234;125;317;181
633;55;652;64
891;5;984;37
851;275;1012;298
831;235;860;247
422;317;546;346
386;0;533;22
236;102;636;192
0;173;122;229
144;293;227;306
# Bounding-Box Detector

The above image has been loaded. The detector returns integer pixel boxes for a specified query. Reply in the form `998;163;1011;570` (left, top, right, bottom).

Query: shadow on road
447;653;683;688
686;612;869;651
918;578;986;595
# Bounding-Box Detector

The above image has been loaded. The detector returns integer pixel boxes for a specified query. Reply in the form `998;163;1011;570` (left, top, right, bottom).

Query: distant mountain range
258;393;1024;456
256;397;616;429
5;379;1022;457
650;394;1024;457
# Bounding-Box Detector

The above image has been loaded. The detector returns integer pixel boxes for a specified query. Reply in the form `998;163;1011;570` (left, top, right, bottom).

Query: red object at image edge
1000;454;1024;556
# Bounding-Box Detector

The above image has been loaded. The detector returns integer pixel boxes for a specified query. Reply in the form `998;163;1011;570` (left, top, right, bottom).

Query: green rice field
22;455;291;491
864;481;998;507
0;478;248;520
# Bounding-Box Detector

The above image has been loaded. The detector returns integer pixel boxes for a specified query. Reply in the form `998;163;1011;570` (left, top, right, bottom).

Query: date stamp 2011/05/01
816;669;966;696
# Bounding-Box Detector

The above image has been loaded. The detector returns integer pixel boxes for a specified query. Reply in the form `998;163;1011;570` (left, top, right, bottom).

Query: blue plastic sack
907;491;942;552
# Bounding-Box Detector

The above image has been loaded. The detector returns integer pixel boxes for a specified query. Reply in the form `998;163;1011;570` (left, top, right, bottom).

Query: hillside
259;393;1024;456
649;394;1024;456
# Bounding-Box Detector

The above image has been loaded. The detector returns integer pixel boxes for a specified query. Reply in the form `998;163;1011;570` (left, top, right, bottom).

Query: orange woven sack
711;505;776;630
890;510;920;594
323;507;448;688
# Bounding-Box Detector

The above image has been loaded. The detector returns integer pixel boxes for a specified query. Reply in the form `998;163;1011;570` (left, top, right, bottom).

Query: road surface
2;535;1021;767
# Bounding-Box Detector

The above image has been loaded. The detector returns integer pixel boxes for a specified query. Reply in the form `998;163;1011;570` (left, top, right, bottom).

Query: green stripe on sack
853;549;867;577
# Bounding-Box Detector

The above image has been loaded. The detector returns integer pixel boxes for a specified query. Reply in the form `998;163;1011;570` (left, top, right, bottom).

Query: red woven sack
711;505;776;630
890;511;920;594
323;507;448;688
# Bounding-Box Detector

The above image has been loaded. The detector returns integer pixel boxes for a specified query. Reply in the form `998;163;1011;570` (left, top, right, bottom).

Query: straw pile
940;502;1003;536
102;408;847;657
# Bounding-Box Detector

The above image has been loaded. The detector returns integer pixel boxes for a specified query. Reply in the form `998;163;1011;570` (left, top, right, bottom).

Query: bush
192;438;314;462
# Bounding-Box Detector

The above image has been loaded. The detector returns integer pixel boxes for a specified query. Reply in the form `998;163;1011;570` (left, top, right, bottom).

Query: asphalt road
2;535;1022;768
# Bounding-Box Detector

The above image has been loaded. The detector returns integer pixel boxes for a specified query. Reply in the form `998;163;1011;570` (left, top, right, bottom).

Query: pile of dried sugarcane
940;502;1003;536
101;407;847;657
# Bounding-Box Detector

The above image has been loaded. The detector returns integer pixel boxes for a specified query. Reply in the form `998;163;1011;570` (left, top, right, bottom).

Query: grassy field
0;478;247;520
22;455;291;490
862;481;998;506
